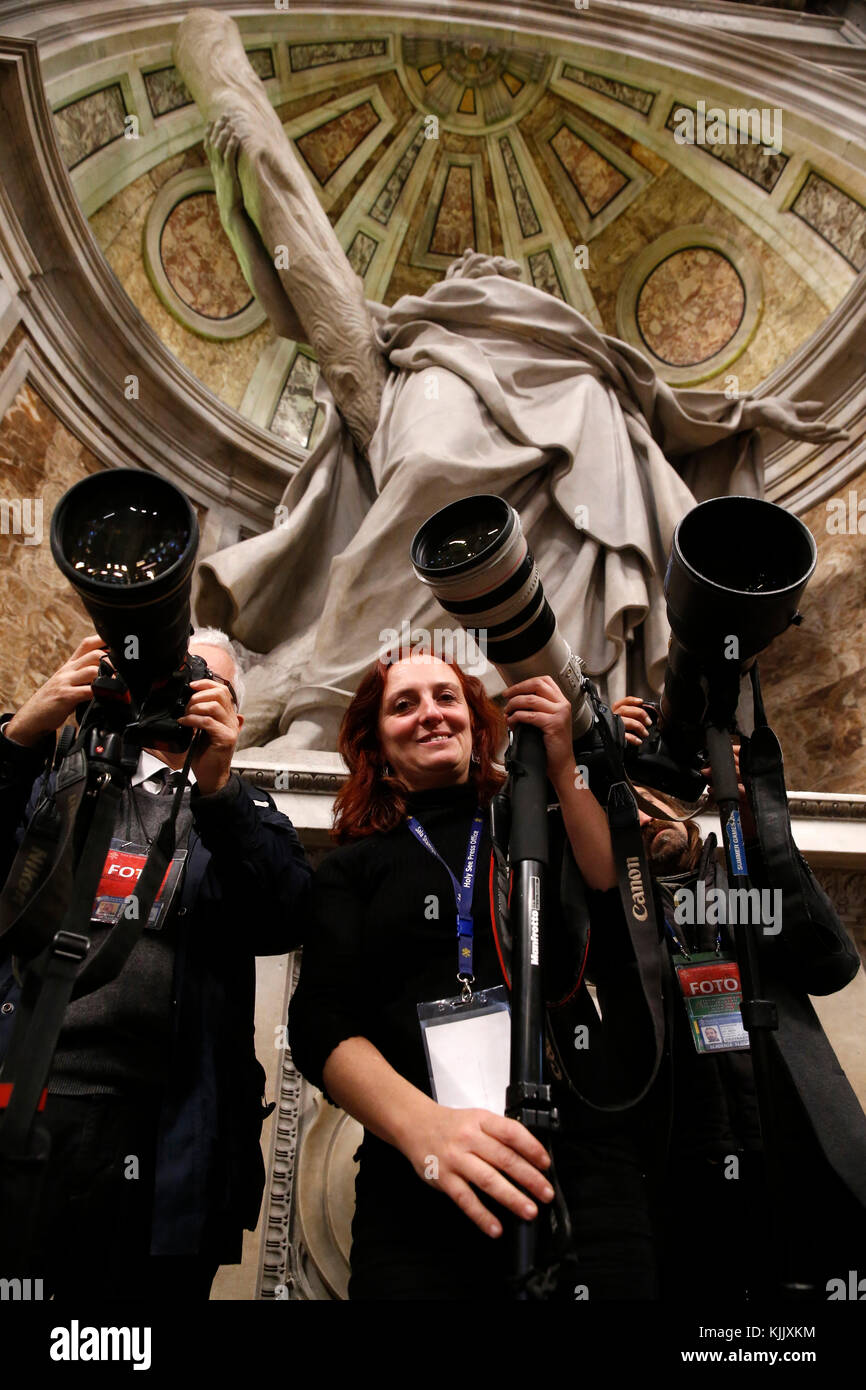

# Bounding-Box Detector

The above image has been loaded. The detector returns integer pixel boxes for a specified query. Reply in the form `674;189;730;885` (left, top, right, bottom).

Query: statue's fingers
804;424;848;443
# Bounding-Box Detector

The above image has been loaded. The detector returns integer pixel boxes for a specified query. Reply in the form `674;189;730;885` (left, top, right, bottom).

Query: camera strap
72;749;194;996
0;742;193;1158
492;682;668;1112
577;682;667;1107
742;664;837;964
0;740;94;961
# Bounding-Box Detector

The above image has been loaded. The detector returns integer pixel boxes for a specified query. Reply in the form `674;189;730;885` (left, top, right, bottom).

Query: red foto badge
94;847;171;903
676;957;742;1002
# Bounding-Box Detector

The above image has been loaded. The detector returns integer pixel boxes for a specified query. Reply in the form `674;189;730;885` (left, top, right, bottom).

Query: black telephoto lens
661;495;817;749
50;469;199;698
665;495;816;664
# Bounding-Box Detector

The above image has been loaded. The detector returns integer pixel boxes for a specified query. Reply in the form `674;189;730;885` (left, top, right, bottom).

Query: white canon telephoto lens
411;494;593;737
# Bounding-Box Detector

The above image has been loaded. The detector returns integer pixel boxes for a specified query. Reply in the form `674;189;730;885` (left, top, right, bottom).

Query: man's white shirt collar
133;750;196;788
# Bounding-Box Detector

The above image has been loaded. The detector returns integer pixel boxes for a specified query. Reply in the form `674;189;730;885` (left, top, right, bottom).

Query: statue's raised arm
174;8;386;453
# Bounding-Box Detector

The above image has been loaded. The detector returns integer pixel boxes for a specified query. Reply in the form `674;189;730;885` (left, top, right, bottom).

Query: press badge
91;838;187;932
417;986;511;1114
672;952;750;1054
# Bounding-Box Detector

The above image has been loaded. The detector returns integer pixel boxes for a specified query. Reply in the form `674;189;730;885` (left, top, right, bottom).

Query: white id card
417;986;511;1114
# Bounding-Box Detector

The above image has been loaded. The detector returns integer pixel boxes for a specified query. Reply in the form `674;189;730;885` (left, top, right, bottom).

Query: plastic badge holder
418;985;511;1113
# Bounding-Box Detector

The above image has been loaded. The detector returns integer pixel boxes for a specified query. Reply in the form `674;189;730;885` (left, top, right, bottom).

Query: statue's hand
755;396;849;446
204;114;245;224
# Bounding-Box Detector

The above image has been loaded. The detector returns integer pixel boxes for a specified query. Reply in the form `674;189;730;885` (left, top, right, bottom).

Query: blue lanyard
406;810;485;986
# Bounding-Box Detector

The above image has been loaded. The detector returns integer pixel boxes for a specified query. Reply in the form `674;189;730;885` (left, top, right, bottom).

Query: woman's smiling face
377;654;474;791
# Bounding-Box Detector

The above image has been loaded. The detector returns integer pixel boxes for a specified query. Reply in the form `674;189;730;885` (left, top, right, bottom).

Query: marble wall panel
53;83;127;169
523;93;661;180
160;193;253;318
0;324;26;375
347;230;378;277
561;65;655;117
791;173;866;273
370;126;427;226
280;71;414;228
528;249;565;300
249;50;276;83
576;165;829;392
384;178;441;304
296;101;380;186
549;124;628;217
144;66;192;118
759;460;866;795
270;352;321;448
89;153;274;411
0;377;105;714
636;248;745;367
499;136;541;238
429;164;475;256
663;103;788;194
289;40;387;72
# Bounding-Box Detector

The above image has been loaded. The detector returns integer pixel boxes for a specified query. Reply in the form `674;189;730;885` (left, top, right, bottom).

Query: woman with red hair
289;648;639;1300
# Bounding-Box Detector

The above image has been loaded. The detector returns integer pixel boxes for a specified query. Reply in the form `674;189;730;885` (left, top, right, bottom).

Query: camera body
81;651;214;754
575;696;707;805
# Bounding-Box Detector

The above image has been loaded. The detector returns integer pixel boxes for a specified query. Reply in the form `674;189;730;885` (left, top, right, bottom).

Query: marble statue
174;9;843;754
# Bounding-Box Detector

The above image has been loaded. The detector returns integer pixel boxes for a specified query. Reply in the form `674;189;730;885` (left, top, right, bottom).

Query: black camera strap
74;754;192;995
575;682;667;1102
0;738;194;1188
0;741;93;961
492;681;668;1112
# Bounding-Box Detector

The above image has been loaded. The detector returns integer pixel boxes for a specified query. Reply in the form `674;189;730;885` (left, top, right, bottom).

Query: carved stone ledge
257;952;303;1302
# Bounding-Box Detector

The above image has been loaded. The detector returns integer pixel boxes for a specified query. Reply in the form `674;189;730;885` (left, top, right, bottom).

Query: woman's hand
501;676;574;782
611;696;654;747
502;676;616;891
322;1037;553;1239
401;1102;554;1239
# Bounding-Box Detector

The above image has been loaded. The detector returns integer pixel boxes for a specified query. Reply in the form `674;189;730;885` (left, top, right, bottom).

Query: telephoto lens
661;495;817;749
411;494;593;736
50;468;199;698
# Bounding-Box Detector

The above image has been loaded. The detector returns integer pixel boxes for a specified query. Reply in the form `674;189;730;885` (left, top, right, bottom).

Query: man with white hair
0;629;311;1298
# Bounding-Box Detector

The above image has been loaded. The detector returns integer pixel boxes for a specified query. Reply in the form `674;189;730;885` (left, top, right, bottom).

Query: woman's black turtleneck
289;779;500;1101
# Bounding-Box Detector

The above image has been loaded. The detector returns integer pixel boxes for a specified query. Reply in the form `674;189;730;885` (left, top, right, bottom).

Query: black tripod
500;723;564;1298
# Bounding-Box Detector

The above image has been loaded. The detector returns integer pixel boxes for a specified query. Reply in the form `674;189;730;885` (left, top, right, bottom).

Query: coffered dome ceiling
35;8;866;460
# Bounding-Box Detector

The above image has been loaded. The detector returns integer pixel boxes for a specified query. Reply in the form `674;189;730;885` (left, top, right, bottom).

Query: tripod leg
705;724;794;1294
